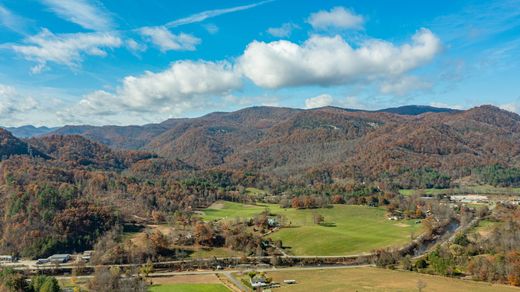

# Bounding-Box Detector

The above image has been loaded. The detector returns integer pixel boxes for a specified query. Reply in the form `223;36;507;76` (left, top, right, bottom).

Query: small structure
81;251;93;262
48;254;71;264
450;195;488;204
36;259;50;265
250;276;267;288
284;279;296;284
0;255;14;263
267;217;278;227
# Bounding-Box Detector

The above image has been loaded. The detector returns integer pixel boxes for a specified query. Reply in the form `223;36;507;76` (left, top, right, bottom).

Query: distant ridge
3;125;58;138
376;105;460;115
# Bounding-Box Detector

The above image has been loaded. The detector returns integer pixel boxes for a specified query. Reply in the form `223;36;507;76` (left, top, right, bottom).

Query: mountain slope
38;104;520;184
0;128;49;160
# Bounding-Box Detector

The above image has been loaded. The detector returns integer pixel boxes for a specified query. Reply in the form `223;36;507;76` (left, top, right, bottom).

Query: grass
148;284;230;292
189;247;243;259
202;201;422;256
264;267;519;291
471;219;501;237
268;205;422;256
201;201;276;222
399;185;520;196
245;187;269;197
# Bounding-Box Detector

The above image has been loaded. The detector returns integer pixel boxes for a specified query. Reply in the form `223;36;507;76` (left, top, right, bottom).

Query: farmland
201;201;422;256
263;267;519;291
148;284;230;292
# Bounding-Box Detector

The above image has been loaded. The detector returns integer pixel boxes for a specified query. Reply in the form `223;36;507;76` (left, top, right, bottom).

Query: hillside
0;128;48;160
35;105;520;186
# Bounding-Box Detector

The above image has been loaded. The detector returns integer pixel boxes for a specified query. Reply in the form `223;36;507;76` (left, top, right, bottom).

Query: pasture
266;267;519;291
202;201;422;256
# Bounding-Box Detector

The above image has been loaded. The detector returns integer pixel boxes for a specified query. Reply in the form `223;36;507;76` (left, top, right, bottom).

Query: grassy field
202;201;422;256
148;284;230;292
201;201;277;222
263;267;519;291
188;247;243;259
400;185;520;196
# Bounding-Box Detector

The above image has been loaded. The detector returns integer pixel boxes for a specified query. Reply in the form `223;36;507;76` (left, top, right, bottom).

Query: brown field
150;274;221;285
266;267;520;292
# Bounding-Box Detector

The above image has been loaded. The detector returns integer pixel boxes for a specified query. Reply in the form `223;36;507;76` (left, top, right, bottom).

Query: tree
140;259;154;278
39;277;61;292
312;212;324;225
401;255;412;271
416;279;427;292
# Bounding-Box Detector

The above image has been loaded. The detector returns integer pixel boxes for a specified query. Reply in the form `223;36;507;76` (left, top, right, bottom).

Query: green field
400;185;520;196
262;267;518;291
202;201;422;256
148;284;229;292
201;201;278;221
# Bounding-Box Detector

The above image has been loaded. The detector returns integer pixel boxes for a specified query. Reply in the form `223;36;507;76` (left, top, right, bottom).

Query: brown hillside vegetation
42;105;520;184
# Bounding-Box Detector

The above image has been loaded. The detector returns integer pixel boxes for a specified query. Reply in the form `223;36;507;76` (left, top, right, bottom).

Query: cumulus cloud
267;23;299;38
305;94;333;108
11;28;122;72
41;0;114;31
140;26;200;52
60;60;242;124
308;7;364;30
380;76;432;96
0;84;38;115
239;28;441;89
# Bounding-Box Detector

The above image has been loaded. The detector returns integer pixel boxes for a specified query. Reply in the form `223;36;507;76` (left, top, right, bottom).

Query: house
48;254;71;263
250;276;267;288
0;255;14;263
81;250;93;262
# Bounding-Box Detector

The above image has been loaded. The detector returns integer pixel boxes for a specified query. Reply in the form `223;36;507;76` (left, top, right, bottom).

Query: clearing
148;274;230;292
201;201;422;256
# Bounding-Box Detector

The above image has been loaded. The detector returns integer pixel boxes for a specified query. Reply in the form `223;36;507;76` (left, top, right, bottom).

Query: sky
0;0;519;126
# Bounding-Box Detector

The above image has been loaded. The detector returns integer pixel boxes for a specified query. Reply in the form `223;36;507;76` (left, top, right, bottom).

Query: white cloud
267;23;299;38
308;7;364;30
203;24;219;34
430;102;465;110
240;28;441;89
41;0;114;31
0;84;40;126
499;102;520;113
165;0;274;28
140;26;200;52
380;76;432;96
305;94;333;109
11;28;122;72
0;4;29;34
126;38;147;53
60;60;242;124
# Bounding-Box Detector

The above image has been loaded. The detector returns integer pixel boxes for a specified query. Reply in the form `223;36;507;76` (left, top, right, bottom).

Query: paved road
223;271;248;292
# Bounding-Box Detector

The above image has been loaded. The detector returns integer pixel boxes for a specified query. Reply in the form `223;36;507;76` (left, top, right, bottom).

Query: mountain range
1;104;518;185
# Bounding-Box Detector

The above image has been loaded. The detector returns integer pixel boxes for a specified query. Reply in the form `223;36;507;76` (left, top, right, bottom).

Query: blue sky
0;0;519;126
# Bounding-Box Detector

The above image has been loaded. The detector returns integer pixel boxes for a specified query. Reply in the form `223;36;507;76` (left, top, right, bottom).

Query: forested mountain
1;104;520;258
0;128;48;159
39;105;520;183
